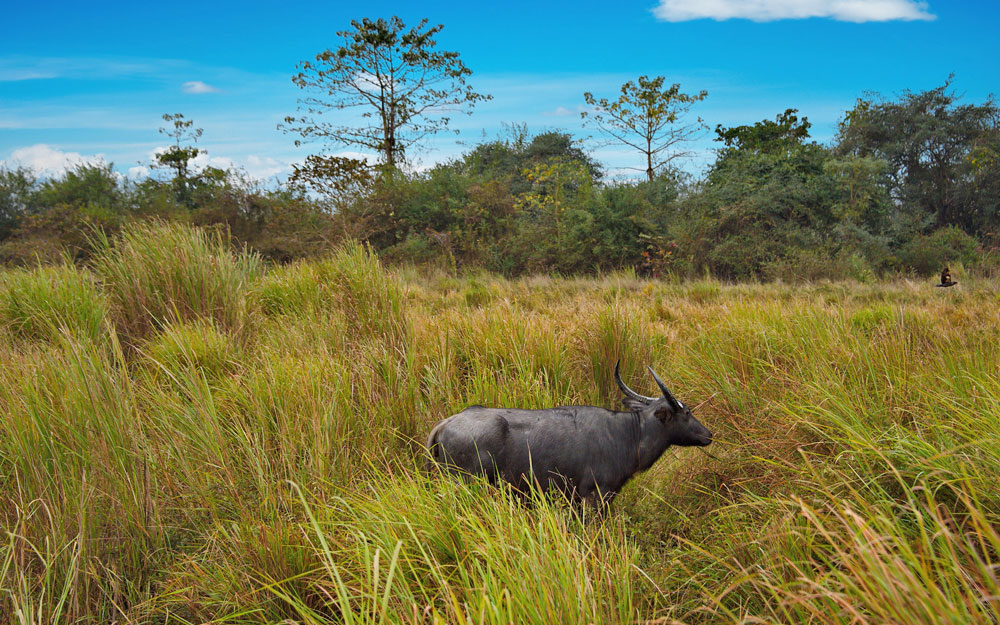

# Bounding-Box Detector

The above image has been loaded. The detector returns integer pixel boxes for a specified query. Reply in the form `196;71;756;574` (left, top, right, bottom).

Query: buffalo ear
622;397;646;412
653;404;678;423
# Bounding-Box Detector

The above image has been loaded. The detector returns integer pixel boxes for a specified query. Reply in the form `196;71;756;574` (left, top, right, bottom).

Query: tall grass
92;220;261;342
0;264;107;344
2;223;999;623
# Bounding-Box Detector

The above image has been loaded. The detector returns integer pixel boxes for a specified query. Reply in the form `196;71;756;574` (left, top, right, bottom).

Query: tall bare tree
154;113;203;206
582;76;707;181
281;16;490;176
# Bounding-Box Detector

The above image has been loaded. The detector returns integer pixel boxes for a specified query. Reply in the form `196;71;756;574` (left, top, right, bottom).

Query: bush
36;162;126;212
0;264;108;344
1;166;40;241
763;248;875;283
93;221;262;342
0;203;125;265
191;183;339;262
898;226;979;276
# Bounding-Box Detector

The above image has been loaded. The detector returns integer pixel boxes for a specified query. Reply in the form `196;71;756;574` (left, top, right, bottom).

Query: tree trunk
646;137;654;182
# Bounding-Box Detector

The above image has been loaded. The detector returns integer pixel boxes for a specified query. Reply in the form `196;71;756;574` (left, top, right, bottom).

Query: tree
457;129;600;195
688;111;894;279
38;162;124;212
0;167;39;240
836;78;1000;233
582;76;707;181
287;154;375;210
282;16;491;172
715;108;811;155
154;113;203;206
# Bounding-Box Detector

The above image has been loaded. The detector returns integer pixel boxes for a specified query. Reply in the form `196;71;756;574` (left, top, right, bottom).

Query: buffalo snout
692;421;713;446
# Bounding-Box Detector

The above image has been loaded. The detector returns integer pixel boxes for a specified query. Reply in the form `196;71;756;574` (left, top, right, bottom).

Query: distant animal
426;361;712;509
937;266;958;288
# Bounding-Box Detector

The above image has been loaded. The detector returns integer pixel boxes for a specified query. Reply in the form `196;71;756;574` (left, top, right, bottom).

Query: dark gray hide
426;361;712;506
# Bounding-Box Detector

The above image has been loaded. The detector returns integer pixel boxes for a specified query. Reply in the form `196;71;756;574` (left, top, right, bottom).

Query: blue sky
1;0;997;181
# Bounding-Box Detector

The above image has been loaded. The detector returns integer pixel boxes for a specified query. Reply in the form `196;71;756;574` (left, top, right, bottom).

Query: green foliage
837;78;1000;234
0;167;41;240
691;142;839;278
287;153;375;209
898;225;979;275
191;174;338;262
3;85;999;282
36;162;125;212
0;202;125;265
670;114;896;280
154;113;204;206
332;129;684;275
715;107;812;154
0;162;131;263
583;75;708;181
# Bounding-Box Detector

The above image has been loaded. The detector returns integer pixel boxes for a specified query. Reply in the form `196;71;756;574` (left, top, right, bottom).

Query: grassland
1;221;998;624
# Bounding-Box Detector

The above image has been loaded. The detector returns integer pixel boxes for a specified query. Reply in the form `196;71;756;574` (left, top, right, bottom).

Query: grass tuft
92;220;261;342
0;263;107;344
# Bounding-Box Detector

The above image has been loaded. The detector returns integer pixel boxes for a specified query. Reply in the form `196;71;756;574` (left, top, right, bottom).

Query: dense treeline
1;81;998;280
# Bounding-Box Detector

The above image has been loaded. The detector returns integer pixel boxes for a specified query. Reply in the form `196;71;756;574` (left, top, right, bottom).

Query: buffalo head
615;360;712;447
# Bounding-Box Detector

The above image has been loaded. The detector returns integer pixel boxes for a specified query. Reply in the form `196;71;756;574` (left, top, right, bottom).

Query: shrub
0;203;125;265
191;184;339;262
93;221;261;342
898;226;978;276
1;166;40;241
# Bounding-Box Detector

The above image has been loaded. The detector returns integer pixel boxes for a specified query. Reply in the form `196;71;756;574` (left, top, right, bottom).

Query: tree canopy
715;108;812;155
582;76;707;181
154;113;203;207
281;17;490;173
836;78;1000;234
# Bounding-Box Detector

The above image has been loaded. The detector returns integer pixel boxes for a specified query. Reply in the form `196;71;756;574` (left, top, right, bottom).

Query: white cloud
652;0;935;22
330;151;378;163
543;104;597;117
182;80;220;94
244;155;287;179
149;147;291;180
0;56;178;82
128;165;150;179
1;144;105;176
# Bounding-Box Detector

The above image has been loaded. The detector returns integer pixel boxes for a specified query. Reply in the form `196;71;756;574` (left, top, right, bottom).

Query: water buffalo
426;361;712;508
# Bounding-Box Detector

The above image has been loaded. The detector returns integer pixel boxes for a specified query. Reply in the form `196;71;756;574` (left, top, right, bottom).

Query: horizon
2;0;997;182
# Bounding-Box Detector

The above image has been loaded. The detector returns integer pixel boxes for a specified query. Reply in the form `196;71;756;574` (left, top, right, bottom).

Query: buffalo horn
647;367;683;411
615;359;657;402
